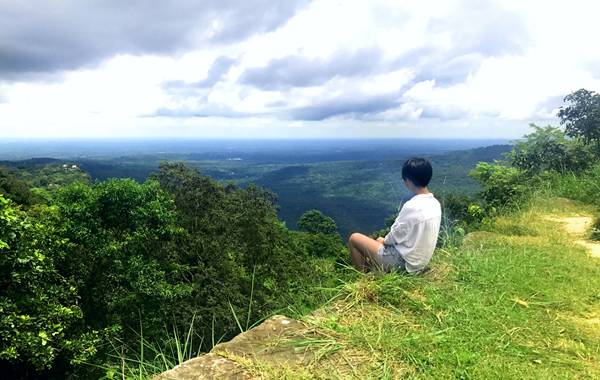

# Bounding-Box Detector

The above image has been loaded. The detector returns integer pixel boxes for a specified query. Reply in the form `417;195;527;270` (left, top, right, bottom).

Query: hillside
0;144;511;238
158;196;600;379
5;143;509;237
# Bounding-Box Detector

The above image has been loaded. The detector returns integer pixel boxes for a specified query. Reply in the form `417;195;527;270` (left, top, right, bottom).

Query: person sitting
347;157;441;274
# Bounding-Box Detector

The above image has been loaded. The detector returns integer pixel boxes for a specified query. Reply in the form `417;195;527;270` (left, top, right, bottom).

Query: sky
1;0;599;139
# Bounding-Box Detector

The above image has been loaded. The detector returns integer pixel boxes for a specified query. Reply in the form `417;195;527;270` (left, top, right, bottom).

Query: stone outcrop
153;353;253;380
154;315;317;379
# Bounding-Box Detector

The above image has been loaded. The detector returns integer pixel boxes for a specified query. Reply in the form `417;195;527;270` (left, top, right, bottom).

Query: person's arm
384;221;411;246
383;207;414;246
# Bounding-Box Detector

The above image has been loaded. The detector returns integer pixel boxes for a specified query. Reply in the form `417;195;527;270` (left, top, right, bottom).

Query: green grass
95;317;204;380
119;196;600;379
243;196;600;379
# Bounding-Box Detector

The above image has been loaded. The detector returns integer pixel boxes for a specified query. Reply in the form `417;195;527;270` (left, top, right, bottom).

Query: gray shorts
373;245;407;273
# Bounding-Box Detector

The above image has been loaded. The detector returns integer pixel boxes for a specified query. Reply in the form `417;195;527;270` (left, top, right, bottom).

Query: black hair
402;157;433;188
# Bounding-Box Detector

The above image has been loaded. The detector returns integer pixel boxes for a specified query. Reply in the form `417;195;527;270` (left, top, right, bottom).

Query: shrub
0;166;39;206
508;124;594;174
53;179;192;341
547;164;600;204
152;163;336;346
297;210;338;235
469;162;529;210
0;195;96;375
293;231;347;261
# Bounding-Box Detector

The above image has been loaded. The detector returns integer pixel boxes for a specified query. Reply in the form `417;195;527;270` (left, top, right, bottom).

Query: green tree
558;88;600;147
51;178;192;370
297;210;338;235
0;166;39;206
152;163;325;342
0;195;95;375
508;124;594;174
469;162;528;210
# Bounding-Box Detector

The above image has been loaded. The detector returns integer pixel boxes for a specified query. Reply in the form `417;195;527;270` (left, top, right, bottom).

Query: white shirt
384;193;441;273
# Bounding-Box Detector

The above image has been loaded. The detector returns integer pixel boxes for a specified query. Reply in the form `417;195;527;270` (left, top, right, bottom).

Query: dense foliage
0;195;89;373
558;88;600;146
508;124;594;174
0;163;346;379
469;89;600;217
297;210;338;235
0;166;39;206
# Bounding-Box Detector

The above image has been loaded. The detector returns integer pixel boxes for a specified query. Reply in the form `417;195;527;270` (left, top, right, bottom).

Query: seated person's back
384;191;441;273
348;157;441;274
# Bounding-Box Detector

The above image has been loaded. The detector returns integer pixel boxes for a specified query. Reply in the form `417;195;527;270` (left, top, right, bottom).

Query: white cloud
1;0;599;138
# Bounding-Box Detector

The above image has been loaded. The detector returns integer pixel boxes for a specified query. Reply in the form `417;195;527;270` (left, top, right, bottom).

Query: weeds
97;315;203;379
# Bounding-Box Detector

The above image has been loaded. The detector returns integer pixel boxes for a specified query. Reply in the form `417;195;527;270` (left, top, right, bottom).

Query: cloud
0;0;309;80
419;104;468;120
151;105;253;119
430;1;528;57
285;92;400;121
239;47;383;90
163;56;238;90
393;1;529;87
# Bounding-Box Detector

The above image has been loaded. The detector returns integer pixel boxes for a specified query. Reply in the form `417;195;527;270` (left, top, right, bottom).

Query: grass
238;196;600;379
97;316;204;380
115;196;600;379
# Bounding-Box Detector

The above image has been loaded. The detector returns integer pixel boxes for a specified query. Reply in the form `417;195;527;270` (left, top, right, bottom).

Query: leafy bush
151;163;338;347
0;195;96;375
0;166;39;206
293;231;347;261
297;210;338;235
508;124;594;174
53;179;192;343
469;162;529;210
0;163;344;378
558;88;600;147
547;164;600;204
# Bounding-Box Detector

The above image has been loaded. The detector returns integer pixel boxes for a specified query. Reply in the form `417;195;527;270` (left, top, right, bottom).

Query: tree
297;210;338;235
0;195;94;374
52;179;192;362
0;166;39;206
152;163;324;343
469;162;528;210
508;124;594;174
558;89;600;147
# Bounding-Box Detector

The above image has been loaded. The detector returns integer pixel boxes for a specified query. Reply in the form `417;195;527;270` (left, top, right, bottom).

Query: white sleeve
384;207;414;246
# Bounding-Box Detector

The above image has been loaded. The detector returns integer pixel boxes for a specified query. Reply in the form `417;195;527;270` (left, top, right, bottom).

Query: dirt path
545;215;600;258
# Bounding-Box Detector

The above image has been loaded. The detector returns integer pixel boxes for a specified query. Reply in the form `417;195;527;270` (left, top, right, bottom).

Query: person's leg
347;233;383;272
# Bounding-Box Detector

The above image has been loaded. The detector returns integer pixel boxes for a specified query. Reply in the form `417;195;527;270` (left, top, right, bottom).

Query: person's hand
376;237;385;244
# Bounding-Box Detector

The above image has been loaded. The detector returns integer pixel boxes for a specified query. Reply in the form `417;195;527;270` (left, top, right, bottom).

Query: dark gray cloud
0;1;310;80
148;92;401;121
285;92;400;121
163;56;238;91
239;47;382;90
